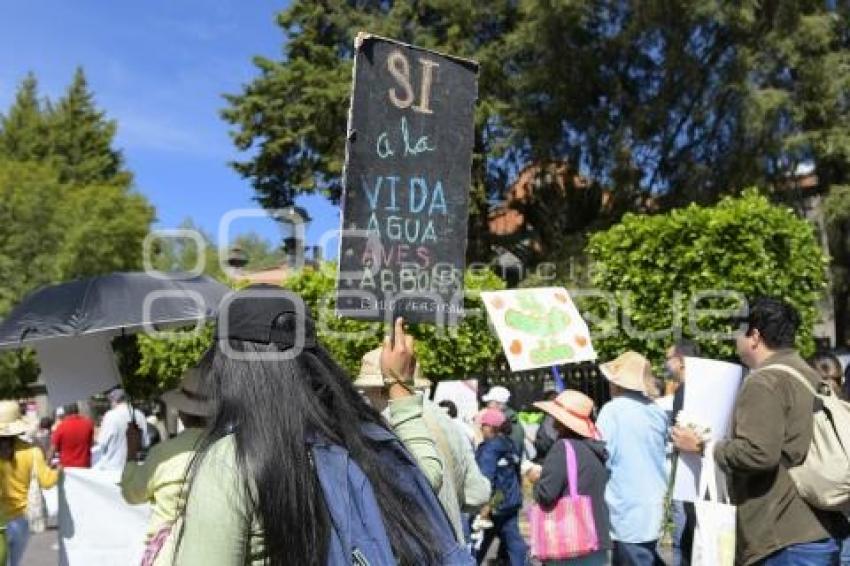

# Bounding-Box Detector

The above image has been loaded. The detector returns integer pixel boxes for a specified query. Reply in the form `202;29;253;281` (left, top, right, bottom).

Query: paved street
24;529;57;566
25;526;674;565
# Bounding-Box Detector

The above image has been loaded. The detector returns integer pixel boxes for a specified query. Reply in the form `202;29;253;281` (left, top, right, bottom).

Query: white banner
59;468;150;566
673;357;743;502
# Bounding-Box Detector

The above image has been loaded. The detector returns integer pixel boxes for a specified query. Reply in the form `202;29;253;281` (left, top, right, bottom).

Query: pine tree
0;70;155;395
0;73;48;161
47;67;131;186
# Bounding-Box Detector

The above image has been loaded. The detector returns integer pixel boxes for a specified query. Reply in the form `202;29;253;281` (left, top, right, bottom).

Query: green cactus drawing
502;291;576;363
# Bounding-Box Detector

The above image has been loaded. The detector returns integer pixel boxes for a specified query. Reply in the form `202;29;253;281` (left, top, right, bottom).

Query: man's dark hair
745;297;800;349
672;339;701;358
64;403;79;415
438;400;458;419
542;389;558;401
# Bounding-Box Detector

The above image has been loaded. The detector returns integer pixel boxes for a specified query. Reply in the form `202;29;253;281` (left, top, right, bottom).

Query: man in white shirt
94;388;148;470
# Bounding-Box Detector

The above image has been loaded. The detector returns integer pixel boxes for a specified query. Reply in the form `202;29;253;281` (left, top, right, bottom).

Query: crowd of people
0;288;848;565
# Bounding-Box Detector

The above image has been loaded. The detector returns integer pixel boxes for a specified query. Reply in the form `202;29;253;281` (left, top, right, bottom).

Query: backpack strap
760;364;818;396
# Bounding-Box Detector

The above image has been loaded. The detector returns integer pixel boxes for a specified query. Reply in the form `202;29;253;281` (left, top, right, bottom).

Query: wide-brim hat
599;351;655;395
534;390;599;439
161;367;212;418
0;400;29;437
354;347;431;390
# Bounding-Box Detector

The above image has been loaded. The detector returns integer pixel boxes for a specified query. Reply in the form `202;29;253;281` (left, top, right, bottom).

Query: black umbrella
0;272;229;350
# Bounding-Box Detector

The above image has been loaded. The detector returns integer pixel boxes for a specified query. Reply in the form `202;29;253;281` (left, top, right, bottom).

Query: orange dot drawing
491;297;505;310
575;335;588;348
509;340;523;356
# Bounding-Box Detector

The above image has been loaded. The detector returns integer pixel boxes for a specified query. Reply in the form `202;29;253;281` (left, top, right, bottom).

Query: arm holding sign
672;378;784;471
382;318;445;491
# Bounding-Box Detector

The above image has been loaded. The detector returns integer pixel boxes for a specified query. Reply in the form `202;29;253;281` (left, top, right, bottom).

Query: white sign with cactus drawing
480;287;597;372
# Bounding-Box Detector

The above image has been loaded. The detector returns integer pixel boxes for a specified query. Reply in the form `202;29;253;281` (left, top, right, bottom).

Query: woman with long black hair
173;286;471;566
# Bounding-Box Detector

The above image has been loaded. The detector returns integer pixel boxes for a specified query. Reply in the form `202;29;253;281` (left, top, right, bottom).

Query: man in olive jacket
673;297;848;565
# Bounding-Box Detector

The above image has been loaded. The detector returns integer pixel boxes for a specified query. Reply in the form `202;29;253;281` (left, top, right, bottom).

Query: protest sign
336;33;478;324
433;379;479;424
673;357;743;502
480;288;596;372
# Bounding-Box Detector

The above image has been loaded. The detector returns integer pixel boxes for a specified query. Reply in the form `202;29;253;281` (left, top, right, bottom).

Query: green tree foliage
220;1;522;261
133;325;215;395
0;69;132;187
507;2;850;202
0;73;48;161
823;185;850;344
585;189;827;364
47;67;132;186
0;159;153;304
0;161;66;314
224;2;850;264
0;72;154;395
147;217;285;280
231;232;286;271
148;218;227;281
283;263;505;380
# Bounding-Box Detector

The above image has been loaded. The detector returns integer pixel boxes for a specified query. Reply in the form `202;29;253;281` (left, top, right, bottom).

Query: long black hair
176;314;439;565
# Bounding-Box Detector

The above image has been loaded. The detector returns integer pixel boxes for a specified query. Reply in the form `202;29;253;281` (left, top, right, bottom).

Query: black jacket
533;415;558;464
533;437;612;559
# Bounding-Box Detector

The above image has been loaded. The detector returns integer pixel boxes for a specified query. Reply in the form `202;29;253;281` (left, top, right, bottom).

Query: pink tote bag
527;440;599;560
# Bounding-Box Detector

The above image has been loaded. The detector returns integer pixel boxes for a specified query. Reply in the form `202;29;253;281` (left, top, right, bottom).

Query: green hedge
584;189;828;363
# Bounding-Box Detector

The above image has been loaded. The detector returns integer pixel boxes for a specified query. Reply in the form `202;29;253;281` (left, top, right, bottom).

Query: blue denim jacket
311;423;474;566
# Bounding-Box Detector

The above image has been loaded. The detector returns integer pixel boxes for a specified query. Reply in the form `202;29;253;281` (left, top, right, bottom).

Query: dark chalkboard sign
336;33;479;324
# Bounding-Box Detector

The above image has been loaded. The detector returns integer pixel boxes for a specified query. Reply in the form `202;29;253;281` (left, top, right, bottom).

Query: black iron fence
474;358;611;413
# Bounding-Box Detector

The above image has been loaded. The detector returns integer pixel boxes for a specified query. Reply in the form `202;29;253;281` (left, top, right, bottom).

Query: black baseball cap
216;284;317;349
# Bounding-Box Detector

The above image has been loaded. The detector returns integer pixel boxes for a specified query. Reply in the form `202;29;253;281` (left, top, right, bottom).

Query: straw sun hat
0;400;30;437
598;351;657;396
353;347;432;390
534;390;599;439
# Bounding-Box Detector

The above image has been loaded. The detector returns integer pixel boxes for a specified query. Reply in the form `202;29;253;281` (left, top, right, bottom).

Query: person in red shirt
48;403;94;468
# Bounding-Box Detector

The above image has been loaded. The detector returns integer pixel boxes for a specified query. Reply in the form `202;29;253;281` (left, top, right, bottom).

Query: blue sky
0;0;339;257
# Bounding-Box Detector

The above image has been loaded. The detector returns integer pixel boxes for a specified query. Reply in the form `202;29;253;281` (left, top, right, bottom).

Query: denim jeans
6;516;30;566
671;500;695;566
612;540;665;566
841;535;850;566
475;511;528;566
759;538;840;566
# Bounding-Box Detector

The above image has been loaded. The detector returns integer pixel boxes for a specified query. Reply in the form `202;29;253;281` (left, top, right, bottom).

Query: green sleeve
387;394;444;491
174;439;251;566
120;455;155;505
